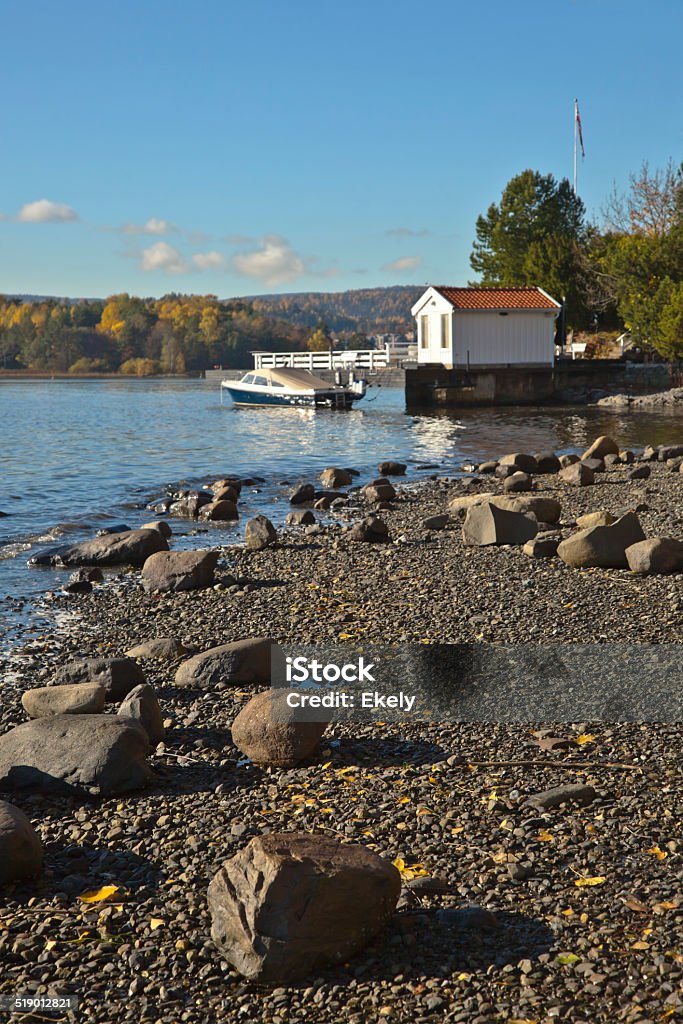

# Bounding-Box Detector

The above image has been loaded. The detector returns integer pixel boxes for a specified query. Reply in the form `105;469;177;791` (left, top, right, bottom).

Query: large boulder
558;453;580;469
245;515;277;551
51;657;146;702
559;462;595;487
499;453;538;474
581;457;605;473
169;496;210;518
141;549;219;593
502;471;532;493
523;536;560;559
0;716;151;795
462;503;537;547
141;520;173;538
212;485;240;503
28;529;167;568
347;516;391;543
21;682;105;719
576;511;617;529
363;482;396;503
0;801;43;884
534;451;561;474
286;509;316;527
658;444;683;461
448;492;495;516
582;435;619;460
231;689;328;767
320;468;353;489
627;464;651;481
118;684;165;745
174;638;274;690
124;637;189;661
212;478;242;496
626;538;683;575
490;495;561;524
557;512;646;569
199;500;239;521
377;461;406;476
289;484;315;505
207;833;401;983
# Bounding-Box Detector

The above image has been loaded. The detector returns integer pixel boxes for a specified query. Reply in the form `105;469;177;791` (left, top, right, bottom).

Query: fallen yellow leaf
574;876;607;888
150;918;165;930
647;846;668;861
79;884;121;904
576;733;596;745
538;830;554;843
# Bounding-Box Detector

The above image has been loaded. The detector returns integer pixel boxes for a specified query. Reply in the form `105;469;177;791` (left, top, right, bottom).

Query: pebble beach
1;440;682;1024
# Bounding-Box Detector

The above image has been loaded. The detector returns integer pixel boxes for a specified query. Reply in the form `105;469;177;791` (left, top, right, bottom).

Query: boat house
410;286;561;369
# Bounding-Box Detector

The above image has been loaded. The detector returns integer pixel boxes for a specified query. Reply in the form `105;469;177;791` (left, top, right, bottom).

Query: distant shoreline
0;371;204;381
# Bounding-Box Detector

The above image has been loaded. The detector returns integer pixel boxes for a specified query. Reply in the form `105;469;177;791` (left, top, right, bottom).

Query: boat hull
222;384;357;409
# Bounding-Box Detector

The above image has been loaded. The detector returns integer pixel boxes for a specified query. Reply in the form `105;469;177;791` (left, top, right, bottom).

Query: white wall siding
453;311;555;367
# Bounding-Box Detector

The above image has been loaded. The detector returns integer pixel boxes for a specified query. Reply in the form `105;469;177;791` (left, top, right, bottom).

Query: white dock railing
252;346;390;372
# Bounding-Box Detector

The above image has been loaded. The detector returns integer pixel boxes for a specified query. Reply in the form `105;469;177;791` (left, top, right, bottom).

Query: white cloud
140;241;187;274
192;251;226;270
123;217;175;235
233;235;305;286
16;199;79;223
383;255;422;272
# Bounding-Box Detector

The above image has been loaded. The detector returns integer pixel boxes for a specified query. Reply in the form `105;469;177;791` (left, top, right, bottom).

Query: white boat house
410;286;561;369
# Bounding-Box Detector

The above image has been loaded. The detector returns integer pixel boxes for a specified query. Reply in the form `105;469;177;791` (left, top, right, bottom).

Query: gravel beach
1;449;682;1024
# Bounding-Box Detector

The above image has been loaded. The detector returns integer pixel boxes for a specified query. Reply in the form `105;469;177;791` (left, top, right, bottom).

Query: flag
575;100;585;159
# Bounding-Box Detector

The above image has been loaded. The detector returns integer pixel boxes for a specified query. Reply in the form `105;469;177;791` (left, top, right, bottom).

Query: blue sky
2;0;682;298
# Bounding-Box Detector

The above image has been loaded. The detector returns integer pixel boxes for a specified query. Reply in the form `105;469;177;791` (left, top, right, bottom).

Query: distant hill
240;285;425;335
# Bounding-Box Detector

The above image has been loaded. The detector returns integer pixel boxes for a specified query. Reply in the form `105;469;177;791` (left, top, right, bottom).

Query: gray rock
286;509;316;527
627;464;651;481
558;453;580;468
502;471;532;493
525;784;597;809
582;435;619;460
575;511;617;529
448;493;495;516
378;461;407;476
659;444;683;461
490;495;561;524
51;657;146;702
557;512;646;569
141;549;220;592
581;457;605;473
422;514;451;530
363;482;396;503
212;485;240;503
626;538;683;575
619;450;635;464
289;483;315;505
28;528;167;568
174;638;274;689
141;520;172;537
207;833;401;983
21;682;105;719
523;536;560;559
231;688;328;767
124;637;189;661
534;451;561;474
68;567;104;583
211;477;243;496
348;516;391;543
0;801;43;884
477;460;498;474
559;462;595;487
118;684;165;746
320;468;353;488
245;515;277;551
499;453;538;474
462;503;537;547
0;716;151;795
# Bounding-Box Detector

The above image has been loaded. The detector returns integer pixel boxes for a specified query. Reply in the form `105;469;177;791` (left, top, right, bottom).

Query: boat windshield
241;373;255;383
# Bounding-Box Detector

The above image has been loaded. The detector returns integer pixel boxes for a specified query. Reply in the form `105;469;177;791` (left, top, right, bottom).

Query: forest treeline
0;294;310;373
246;286;423;334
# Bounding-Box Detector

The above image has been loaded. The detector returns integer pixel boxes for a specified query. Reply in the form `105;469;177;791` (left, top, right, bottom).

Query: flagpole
573;98;578;196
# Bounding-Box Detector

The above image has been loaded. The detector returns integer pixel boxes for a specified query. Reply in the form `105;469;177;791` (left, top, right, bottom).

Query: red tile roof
434;286;560;310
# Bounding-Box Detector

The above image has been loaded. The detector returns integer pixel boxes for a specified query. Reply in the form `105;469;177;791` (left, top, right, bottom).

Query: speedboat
221;367;367;409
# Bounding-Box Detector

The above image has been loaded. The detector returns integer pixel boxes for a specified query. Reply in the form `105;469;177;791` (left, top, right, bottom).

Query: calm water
1;378;681;641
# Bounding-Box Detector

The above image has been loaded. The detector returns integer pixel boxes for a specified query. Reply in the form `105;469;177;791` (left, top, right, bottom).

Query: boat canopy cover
248;367;340;391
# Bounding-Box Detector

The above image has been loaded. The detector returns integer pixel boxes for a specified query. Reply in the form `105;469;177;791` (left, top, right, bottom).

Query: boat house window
440;314;450;348
420;315;429;349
